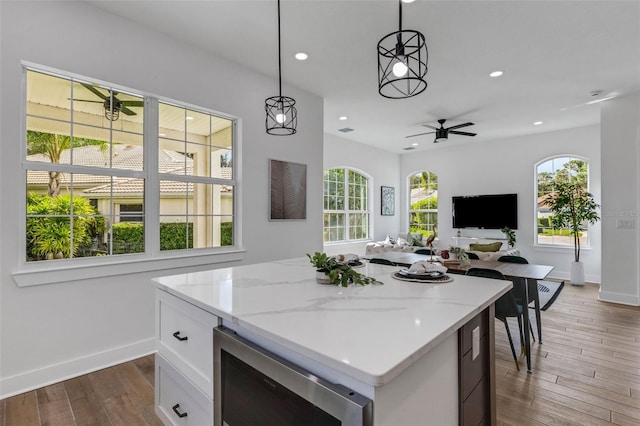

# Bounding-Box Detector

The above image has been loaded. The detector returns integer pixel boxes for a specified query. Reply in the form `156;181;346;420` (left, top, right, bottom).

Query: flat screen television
452;193;518;229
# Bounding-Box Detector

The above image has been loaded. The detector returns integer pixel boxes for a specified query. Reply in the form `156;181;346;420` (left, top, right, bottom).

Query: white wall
400;125;602;283
600;93;640;305
0;1;323;397
323;134;400;256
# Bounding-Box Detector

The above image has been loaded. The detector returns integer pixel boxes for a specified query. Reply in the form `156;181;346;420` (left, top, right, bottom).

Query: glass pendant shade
377;1;428;99
265;95;297;135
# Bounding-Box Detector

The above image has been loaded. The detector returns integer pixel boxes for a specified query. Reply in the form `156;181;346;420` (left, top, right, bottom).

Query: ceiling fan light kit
265;0;297;135
73;83;143;122
377;0;428;99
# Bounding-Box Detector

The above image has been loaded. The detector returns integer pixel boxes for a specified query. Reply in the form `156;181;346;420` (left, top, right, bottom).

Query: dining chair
497;255;542;343
369;258;395;266
466;267;524;371
414;248;434;255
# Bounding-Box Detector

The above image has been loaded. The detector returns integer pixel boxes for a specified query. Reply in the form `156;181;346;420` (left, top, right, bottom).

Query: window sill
12;249;246;287
532;244;592;253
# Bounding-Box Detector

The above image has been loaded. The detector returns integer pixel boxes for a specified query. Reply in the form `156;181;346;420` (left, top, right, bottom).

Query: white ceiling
88;0;640;153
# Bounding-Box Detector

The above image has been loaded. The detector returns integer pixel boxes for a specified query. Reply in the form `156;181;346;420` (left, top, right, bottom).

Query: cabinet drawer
156;289;218;398
461;335;487;400
461;311;488;355
461;377;488;426
155;354;213;426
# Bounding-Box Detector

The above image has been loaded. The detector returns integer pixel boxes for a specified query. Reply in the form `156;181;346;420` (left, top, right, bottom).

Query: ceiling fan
406;119;476;143
73;83;144;121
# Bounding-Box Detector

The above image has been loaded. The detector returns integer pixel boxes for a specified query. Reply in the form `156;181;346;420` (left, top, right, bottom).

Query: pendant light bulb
275;112;287;124
392;59;408;77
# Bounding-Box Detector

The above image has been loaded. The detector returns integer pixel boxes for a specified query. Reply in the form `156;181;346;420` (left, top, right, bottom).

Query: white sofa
365;236;520;260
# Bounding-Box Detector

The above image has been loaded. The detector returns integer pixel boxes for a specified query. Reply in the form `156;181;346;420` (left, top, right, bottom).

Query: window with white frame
536;156;589;246
323;169;369;242
24;67;236;262
408;171;438;237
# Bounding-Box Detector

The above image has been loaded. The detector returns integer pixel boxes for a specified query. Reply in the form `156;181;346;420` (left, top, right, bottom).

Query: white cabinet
156;355;213;425
155;289;219;425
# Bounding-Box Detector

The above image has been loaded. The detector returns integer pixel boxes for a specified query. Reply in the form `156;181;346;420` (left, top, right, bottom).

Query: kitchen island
152;257;511;425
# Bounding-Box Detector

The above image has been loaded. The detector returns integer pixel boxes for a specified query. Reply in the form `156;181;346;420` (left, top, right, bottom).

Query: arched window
323;169;370;242
536;156;589;245
408;171;438;237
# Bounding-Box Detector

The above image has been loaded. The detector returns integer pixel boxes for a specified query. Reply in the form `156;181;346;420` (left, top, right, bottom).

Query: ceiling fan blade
80;83;110;100
69;98;104;103
120;106;138;116
120;100;145;107
405;131;435;138
420;124;439;130
449;130;477;137
446;122;474;130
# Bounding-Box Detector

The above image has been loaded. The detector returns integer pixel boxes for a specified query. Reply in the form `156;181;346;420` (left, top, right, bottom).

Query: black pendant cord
277;0;283;98
396;1;403;47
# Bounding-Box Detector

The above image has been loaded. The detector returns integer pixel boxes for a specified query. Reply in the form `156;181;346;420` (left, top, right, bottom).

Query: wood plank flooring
0;355;162;426
0;282;638;425
496;283;640;426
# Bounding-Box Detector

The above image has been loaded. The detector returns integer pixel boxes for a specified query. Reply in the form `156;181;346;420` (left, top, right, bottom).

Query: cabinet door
155;354;213;426
156;289;219;398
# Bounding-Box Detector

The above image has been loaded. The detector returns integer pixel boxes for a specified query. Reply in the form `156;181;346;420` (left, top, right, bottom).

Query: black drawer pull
172;403;188;418
172;331;188;341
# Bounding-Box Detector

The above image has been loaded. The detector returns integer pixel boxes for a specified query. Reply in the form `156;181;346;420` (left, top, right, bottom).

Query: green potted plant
500;226;516;248
543;181;600;285
448;246;470;266
307;252;382;287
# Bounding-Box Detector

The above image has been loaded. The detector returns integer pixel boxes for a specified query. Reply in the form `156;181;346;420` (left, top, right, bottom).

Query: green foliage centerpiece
307;252;382;287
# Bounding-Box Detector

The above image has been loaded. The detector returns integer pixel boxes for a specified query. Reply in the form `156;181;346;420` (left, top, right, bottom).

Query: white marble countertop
152;257;511;386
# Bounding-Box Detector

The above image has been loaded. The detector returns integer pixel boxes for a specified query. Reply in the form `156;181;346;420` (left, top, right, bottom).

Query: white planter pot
315;269;332;285
570;261;585;285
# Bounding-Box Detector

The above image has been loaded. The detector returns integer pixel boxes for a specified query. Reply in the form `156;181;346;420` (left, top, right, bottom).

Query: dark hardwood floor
1;282;638;425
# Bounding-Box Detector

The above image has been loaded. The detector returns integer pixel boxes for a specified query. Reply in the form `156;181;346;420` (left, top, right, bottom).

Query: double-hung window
408;171;438;236
323;169;370;242
23;66;236;264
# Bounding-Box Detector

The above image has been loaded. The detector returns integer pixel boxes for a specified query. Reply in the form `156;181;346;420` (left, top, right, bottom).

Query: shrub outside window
409;171;438;237
323;169;369;242
24;67;236;262
536;156;589;246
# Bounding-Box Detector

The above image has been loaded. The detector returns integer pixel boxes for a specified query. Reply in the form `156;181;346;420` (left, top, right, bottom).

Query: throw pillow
408;233;425;247
384;235;397;245
469;242;503;252
396;237;408;246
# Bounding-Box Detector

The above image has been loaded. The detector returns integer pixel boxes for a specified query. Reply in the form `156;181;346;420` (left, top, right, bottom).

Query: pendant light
265;0;297;135
377;0;428;99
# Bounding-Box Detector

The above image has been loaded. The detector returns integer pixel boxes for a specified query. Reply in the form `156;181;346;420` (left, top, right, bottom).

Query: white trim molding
0;338;156;399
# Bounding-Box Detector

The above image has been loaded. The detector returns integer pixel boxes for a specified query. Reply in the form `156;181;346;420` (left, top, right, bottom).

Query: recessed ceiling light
412;142;419;146
339;116;348;121
159;133;166;137
533;121;543;125
489;70;504;78
295;52;308;61
186;116;194;120
401;0;415;3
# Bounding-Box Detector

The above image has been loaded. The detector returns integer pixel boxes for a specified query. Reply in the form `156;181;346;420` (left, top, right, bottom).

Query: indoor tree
544;181;599;285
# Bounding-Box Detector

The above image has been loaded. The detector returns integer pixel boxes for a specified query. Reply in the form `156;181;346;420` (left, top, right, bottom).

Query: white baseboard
0;338;155;399
598;290;640;306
